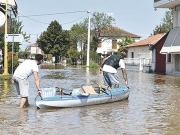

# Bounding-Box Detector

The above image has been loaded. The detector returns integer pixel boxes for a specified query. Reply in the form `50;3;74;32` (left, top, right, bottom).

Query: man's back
13;60;38;79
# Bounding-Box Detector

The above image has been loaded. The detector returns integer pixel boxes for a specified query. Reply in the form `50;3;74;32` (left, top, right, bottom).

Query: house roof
99;26;141;38
127;33;166;47
29;43;38;47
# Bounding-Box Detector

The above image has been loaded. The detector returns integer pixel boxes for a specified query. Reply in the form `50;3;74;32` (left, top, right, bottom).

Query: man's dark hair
120;52;126;57
35;54;43;62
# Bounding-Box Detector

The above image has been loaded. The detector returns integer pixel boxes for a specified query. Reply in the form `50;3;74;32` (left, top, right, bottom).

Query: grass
0;74;12;80
82;60;99;69
89;60;99;68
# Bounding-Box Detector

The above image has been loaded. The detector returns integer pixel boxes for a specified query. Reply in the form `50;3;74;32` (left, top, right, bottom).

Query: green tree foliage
89;60;99;69
70;23;87;64
67;46;80;65
70;23;87;46
67;46;79;59
37;20;70;63
0;19;30;53
90;12;115;44
8;52;19;74
18;50;28;58
70;12;115;59
90;50;101;59
151;9;173;35
118;36;135;52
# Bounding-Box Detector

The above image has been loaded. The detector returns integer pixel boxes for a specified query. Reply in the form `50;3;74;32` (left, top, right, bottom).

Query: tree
18;49;28;59
70;23;87;46
37;20;70;63
79;12;115;49
118;36;135;53
151;9;173;35
8;51;19;74
90;12;115;44
70;23;88;64
67;46;80;65
0;19;30;53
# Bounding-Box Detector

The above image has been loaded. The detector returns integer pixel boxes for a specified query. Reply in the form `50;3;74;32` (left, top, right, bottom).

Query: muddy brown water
0;64;180;135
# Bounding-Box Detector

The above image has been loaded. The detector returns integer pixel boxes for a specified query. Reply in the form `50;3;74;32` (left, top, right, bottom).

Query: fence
92;57;152;66
138;53;151;59
124;58;151;66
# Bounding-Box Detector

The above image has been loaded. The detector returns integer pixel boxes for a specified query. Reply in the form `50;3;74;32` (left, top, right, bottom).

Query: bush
8;52;19;74
89;60;99;69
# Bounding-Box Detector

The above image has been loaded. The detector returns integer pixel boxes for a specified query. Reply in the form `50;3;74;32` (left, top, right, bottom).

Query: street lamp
86;10;91;67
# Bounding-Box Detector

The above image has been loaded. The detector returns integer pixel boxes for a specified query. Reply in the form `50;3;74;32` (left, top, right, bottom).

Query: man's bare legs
20;97;29;108
25;97;30;107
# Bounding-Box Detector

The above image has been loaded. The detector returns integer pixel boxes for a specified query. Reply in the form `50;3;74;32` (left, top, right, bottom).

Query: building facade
96;26;141;55
154;0;180;76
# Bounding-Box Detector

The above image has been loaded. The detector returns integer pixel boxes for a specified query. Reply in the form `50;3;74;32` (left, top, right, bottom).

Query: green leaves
118;36;135;52
37;20;70;62
151;9;173;35
0;19;30;53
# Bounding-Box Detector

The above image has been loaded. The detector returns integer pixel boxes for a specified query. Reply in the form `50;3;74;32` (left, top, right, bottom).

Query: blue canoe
35;86;130;109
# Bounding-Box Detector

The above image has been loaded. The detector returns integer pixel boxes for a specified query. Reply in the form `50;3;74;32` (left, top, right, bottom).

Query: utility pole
86;10;91;67
3;0;9;75
36;34;38;54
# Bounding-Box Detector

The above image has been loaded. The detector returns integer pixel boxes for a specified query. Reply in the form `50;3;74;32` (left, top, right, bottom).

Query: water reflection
40;63;65;69
0;65;180;134
0;80;11;102
154;74;165;85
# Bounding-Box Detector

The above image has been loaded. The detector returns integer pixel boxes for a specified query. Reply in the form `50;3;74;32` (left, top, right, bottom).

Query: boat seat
82;86;97;94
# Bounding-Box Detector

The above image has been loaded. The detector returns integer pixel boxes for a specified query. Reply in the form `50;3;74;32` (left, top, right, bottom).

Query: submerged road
0;64;180;134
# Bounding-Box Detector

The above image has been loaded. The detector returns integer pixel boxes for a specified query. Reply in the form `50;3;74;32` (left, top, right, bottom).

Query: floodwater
0;64;180;135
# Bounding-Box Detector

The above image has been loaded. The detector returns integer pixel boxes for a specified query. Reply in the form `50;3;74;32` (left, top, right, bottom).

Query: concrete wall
128;46;151;58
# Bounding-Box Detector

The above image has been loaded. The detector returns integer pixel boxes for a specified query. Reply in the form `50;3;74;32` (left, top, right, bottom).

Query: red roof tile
96;26;141;38
29;43;38;47
127;33;166;47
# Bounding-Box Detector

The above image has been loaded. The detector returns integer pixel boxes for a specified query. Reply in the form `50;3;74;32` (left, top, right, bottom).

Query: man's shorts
103;71;119;87
13;76;29;97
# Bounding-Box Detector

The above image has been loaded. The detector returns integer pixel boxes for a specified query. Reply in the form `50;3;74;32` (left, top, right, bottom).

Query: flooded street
0;64;180;135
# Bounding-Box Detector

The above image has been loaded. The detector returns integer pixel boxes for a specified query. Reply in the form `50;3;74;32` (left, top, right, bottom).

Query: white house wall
77;41;84;52
178;9;180;26
102;39;113;51
97;38;120;54
128;46;150;58
174;6;180;27
97;37;140;54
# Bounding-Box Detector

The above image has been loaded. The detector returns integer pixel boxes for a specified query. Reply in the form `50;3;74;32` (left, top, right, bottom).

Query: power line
18;12;88;25
61;14;88;25
18;10;87;17
16;10;89;38
18;12;49;24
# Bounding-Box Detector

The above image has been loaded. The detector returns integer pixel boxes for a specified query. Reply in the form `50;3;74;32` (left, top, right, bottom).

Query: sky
15;0;168;50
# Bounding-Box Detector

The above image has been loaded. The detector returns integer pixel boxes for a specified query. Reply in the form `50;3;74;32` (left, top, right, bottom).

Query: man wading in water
99;52;129;89
12;54;43;108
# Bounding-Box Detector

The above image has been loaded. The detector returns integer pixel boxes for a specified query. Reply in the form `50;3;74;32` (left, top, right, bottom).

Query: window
112;40;117;49
131;52;134;58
